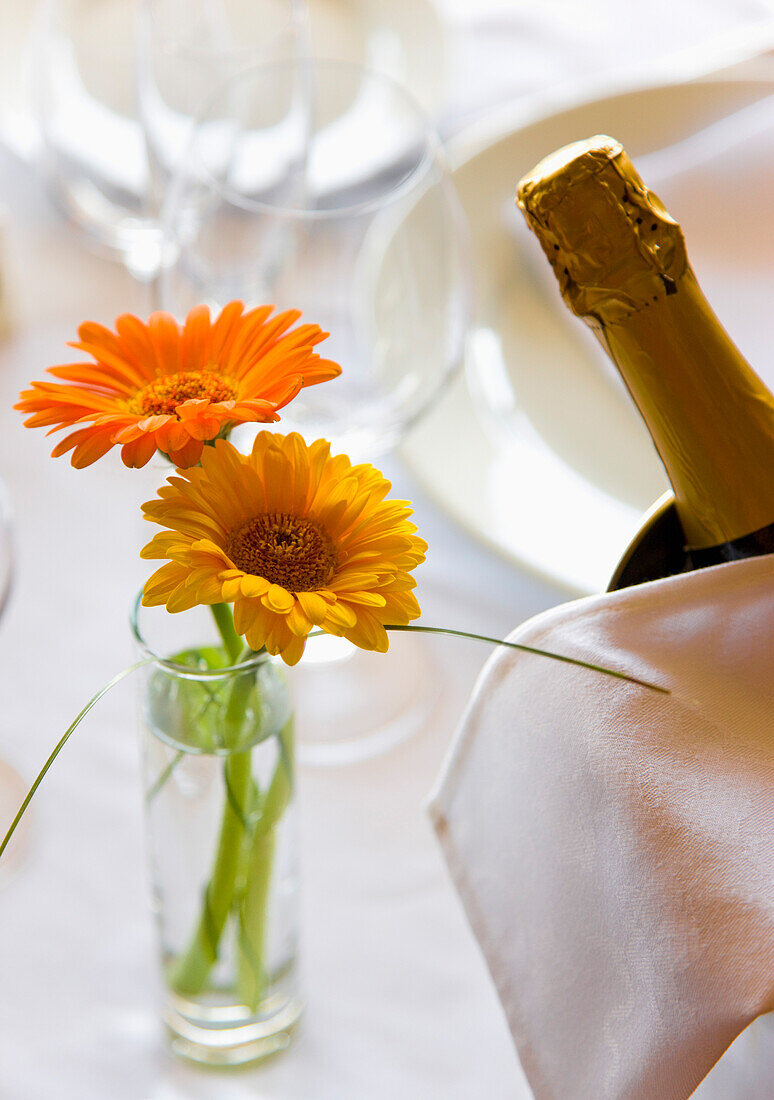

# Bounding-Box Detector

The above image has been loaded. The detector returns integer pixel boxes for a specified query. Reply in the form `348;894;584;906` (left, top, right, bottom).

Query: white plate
400;74;774;595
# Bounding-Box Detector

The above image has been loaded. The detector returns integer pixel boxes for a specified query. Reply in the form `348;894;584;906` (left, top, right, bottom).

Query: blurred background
2;1;774;1097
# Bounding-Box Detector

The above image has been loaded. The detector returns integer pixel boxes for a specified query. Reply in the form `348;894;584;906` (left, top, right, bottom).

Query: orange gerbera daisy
16;302;341;468
141;433;427;665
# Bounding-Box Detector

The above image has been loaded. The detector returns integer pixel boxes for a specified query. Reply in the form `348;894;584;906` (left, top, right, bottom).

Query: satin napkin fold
430;554;774;1100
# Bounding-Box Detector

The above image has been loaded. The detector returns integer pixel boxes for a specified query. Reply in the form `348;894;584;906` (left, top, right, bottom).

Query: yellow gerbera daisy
141;433;427;665
16;302;340;469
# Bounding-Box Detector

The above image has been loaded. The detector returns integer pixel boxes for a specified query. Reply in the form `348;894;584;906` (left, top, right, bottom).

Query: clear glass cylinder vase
132;597;301;1066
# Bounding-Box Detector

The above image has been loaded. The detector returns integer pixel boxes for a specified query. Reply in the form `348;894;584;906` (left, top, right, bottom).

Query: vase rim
130;591;271;678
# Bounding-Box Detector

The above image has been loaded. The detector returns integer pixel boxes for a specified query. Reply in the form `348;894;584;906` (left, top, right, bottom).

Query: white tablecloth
2;2;774;1097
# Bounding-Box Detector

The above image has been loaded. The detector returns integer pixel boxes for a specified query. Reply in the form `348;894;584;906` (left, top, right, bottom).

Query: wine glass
157;57;471;762
159;58;469;454
32;0;304;279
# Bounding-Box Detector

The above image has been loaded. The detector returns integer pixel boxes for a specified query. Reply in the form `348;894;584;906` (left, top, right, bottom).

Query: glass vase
132;598;301;1066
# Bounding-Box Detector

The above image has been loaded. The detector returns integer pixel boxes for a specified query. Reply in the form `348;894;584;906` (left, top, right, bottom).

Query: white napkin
430;554;774;1099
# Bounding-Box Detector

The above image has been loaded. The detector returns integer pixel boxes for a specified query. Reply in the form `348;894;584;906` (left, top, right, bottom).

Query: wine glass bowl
138;0;304;211
33;0;304;277
158;57;471;458
34;0;150;259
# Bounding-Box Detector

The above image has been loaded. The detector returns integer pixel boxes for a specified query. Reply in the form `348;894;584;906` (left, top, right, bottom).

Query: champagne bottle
517;134;774;568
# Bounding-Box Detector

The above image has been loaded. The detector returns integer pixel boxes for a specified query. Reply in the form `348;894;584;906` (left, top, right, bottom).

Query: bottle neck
594;269;774;548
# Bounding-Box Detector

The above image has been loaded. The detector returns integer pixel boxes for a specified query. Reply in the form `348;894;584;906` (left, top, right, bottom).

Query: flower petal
139;432;425;665
262;583;295;614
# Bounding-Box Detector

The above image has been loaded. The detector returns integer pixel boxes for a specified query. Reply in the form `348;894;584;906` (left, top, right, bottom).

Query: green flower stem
145;749;184;805
166;644;258;997
211;603;243;664
236;831;276;1010
237;718;294;1010
0;660;152;861
383;624;669;694
167;748;253;996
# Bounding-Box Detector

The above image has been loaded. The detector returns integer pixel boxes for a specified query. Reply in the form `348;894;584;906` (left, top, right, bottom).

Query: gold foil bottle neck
517;135;688;325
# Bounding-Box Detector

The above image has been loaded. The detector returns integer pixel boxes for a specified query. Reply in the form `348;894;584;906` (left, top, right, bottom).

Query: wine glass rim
130;591;270;678
183;55;444;220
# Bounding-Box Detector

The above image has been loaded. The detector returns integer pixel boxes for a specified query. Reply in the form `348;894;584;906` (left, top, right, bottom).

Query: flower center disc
227;513;338;591
135;371;237;417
